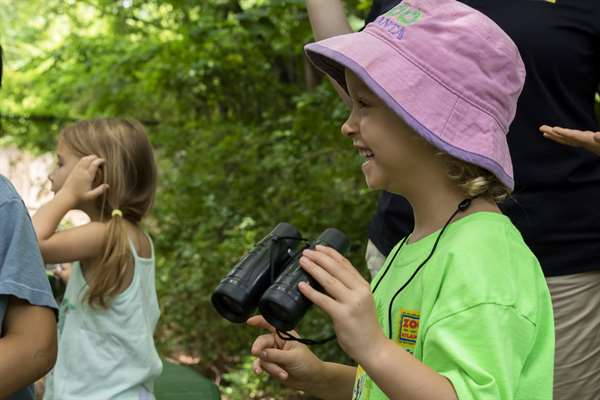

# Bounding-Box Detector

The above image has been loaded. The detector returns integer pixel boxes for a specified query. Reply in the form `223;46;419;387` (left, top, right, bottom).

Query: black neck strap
373;198;473;339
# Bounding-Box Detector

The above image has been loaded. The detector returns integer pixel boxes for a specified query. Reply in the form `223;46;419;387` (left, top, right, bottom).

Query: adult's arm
0;297;57;398
305;0;352;106
305;0;353;40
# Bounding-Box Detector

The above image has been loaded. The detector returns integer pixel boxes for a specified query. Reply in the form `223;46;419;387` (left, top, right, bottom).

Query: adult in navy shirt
0;46;58;399
304;1;600;398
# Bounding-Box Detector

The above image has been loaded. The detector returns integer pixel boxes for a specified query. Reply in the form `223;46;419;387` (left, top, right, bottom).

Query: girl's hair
438;153;510;202
60;118;157;308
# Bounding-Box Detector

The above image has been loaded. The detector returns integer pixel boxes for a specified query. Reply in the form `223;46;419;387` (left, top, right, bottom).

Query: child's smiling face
341;69;438;194
48;138;80;194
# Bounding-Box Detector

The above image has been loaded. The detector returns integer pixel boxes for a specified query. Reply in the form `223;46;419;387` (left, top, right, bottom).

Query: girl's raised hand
298;245;387;365
61;155;109;202
247;315;325;392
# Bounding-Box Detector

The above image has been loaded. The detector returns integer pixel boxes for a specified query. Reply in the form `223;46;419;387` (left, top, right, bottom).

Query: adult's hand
540;125;600;156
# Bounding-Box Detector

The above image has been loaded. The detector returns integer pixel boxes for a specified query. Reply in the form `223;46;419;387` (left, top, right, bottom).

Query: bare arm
35;222;108;264
359;339;457;400
305;0;352;40
32;189;78;242
32;186;108;264
32;155;109;264
312;362;356;400
0;297;57;397
305;0;352;106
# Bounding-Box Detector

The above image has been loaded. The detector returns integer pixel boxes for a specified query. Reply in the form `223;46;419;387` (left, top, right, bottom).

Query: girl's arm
36;223;108;264
33;155;109;264
0;297;57;398
32;190;78;242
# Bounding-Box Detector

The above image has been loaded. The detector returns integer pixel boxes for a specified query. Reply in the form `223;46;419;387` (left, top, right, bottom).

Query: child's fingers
85;184;110;200
315;245;364;280
298;281;338;316
88;157;105;174
251;333;284;356
247;315;276;333
260;347;299;368
302;249;359;290
257;358;289;381
78;155;98;168
594;133;600;144
252;357;263;374
299;255;350;300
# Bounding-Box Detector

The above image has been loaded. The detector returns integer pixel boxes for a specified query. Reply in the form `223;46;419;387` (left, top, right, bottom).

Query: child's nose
341;111;359;137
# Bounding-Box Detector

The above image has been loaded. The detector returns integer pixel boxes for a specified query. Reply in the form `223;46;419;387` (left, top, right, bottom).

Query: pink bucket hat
304;0;525;190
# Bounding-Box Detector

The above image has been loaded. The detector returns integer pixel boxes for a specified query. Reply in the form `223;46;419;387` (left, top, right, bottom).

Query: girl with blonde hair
33;118;162;399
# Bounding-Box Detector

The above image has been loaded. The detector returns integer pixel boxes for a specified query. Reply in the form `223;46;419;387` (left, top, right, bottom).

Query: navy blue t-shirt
366;0;600;276
0;176;58;399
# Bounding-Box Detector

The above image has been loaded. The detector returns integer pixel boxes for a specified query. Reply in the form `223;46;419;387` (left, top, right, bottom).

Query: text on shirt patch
397;309;420;353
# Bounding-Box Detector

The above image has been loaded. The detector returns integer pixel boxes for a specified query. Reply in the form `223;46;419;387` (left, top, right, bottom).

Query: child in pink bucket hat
248;1;554;399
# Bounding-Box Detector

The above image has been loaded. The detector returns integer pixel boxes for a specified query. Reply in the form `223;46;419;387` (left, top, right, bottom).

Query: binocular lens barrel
259;228;349;332
211;223;301;323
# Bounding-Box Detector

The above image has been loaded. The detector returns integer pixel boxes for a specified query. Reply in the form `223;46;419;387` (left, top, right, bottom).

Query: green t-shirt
353;212;554;400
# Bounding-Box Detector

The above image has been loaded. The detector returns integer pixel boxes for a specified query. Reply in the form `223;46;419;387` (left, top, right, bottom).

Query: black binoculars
211;223;349;332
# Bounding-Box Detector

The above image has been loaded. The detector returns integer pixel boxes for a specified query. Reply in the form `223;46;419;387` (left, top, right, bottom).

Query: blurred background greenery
0;1;377;399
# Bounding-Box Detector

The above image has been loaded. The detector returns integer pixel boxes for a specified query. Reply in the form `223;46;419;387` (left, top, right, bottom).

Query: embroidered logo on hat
374;3;424;40
386;3;425;25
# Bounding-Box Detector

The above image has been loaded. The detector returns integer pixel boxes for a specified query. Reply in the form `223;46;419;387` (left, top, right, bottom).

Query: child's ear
93;166;104;188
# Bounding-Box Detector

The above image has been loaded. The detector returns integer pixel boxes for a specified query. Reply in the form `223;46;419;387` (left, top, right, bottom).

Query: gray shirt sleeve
0;177;58;337
0;177;57;400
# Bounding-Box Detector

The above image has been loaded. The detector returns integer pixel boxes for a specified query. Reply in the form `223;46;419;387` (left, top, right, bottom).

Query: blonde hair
438;153;510;202
60;118;157;308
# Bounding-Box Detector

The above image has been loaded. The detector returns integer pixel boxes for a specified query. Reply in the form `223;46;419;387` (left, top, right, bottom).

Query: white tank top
44;236;162;400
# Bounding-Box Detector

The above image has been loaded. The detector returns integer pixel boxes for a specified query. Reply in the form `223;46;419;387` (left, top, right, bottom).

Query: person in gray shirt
0;46;58;400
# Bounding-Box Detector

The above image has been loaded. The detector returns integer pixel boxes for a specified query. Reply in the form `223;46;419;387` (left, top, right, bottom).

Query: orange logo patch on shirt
397;309;420;353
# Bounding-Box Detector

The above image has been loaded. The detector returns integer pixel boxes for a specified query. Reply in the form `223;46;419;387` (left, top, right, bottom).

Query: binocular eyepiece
211;223;349;332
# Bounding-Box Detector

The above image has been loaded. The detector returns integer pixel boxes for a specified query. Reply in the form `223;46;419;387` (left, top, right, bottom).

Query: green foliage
1;1;374;398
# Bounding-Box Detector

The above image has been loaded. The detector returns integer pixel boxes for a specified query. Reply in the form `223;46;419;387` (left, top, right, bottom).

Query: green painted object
155;360;220;400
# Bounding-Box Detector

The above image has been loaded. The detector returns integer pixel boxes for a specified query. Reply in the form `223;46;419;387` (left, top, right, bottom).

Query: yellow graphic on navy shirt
397;309;420;353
